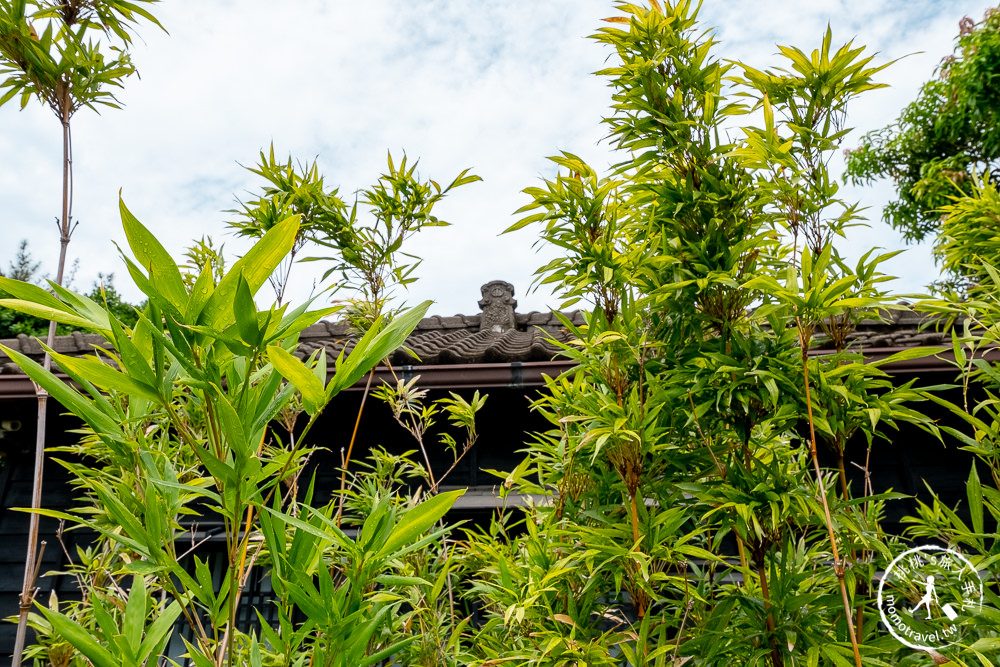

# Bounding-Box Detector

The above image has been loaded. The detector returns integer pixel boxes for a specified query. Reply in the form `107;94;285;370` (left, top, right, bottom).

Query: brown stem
628;491;646;618
835;448;868;638
736;535;750;586
336;369;374;524
797;318;862;667
836;450;849;502
671;564;692;662
757;561;783;667
13;112;75;667
629;491;641;546
435;434;477;493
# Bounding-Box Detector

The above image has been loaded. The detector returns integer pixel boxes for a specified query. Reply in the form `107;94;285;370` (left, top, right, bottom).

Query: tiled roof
811;307;950;351
0;290;954;377
297;311;583;366
0;280;585;375
0;313;582;374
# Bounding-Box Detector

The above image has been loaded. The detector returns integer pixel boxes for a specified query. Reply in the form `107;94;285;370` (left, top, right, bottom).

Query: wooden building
0;282;980;655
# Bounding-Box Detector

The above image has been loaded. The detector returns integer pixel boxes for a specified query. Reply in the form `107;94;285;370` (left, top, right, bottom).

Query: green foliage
373;376;486;493
845;6;1000;243
0;201;466;667
7;3;1000;666
305;152;481;323
485;2;966;665
0;239;142;337
229;146;348;304
933;176;1000;295
0;0;161;116
905;287;1000;660
231;147;481;316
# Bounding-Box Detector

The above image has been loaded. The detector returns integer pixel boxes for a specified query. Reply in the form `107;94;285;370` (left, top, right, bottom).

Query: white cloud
0;0;992;314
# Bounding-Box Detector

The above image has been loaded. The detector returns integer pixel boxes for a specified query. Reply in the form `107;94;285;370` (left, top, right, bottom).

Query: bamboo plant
0;2;162;661
0;204;466;666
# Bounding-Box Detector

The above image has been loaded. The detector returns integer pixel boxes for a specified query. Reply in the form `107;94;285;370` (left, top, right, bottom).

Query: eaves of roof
0;307;974;400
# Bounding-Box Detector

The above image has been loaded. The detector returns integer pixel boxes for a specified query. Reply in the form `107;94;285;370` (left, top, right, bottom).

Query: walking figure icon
910;575;938;618
879;544;983;651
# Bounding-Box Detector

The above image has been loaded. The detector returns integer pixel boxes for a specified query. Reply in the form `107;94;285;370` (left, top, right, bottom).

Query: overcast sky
0;1;993;317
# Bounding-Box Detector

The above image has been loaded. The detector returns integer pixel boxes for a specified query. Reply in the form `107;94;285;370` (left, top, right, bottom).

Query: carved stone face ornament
478;280;517;333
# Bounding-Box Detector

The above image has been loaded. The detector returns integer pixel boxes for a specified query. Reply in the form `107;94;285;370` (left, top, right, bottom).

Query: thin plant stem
797;317;862;667
336;369;375;524
671;562;691;663
757;561;783;667
13;108;76;667
383;363;438;492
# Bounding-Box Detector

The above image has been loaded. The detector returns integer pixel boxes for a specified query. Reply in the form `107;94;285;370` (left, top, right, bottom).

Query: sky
0;0;994;318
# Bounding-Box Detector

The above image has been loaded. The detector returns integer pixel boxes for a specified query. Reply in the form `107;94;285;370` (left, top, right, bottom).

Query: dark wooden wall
0;369;985;656
0;385;553;654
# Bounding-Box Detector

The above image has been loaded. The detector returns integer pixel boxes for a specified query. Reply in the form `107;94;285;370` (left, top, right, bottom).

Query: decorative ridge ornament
478;280;517;333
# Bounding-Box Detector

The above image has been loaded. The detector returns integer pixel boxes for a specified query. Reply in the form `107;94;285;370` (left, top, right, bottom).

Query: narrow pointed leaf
137;599;185;662
122;575;148;653
120;198;188;311
326;301;430;398
201;215;299;329
234;272;261;345
267;346;325;415
49;349;160;403
0;299;97;331
37;608;117;667
0;345;125;439
0;277;65;310
376;489;464;560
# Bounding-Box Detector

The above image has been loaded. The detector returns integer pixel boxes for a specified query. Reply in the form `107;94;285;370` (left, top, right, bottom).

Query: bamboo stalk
13;112;75;667
757;561;783;667
797;318;862;667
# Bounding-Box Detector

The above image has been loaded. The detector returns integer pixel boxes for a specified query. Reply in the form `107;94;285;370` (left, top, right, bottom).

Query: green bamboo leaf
201;214;299;329
49;349;160;403
137;599;185;663
261;504;349;547
0;299;98;331
251;380;298;434
106;315;156;387
970;637;1000;653
249;635;263;667
123;561;166;576
359;633;419;667
120;198;188;311
144;477;221;505
122;575;148;654
874;347;949;366
267;345;325;415
376;488;464;560
0;345;125;440
375;574;431;588
234;272;261;346
181;323;253;356
47;281;112;331
90;481;153;558
266;303;338;344
210;385;249;464
185;260;216;323
119;252;183;321
190;442;237;489
0;276;65;310
968;465;984;536
326;301;430;398
38;607;117;667
132;311;204;381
